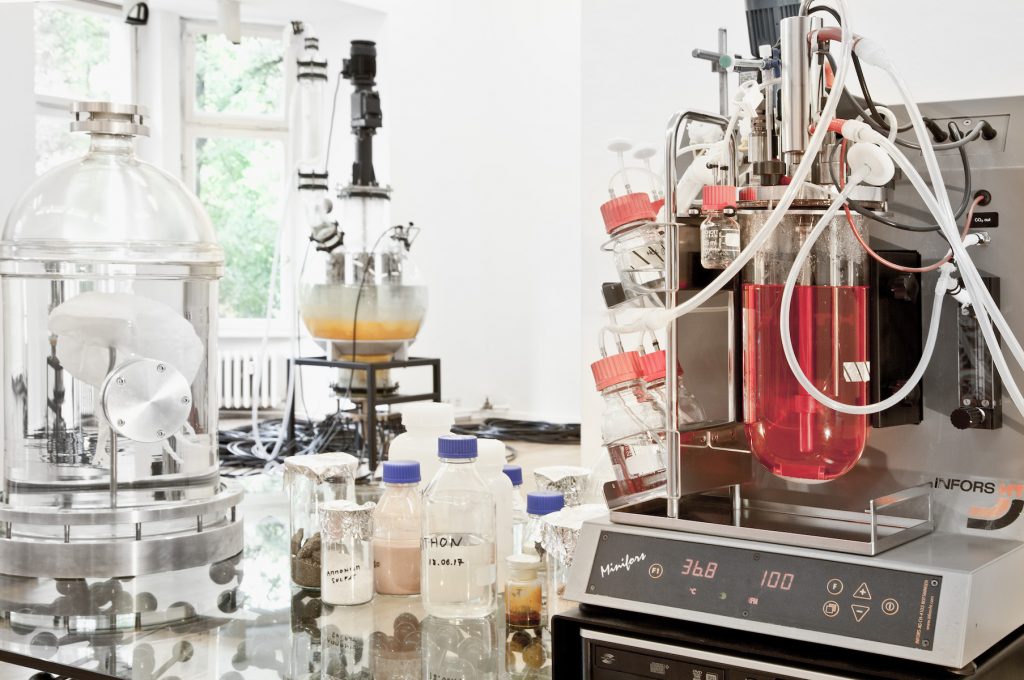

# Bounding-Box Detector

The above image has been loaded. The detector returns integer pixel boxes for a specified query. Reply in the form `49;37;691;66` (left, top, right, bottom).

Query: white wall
579;0;1024;459
382;0;582;421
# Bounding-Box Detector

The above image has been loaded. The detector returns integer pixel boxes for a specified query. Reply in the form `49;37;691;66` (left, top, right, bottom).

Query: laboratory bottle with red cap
700;185;740;269
590;352;665;494
638;350;706;426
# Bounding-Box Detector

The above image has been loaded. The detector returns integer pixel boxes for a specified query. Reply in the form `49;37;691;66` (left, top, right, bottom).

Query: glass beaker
284;452;358;590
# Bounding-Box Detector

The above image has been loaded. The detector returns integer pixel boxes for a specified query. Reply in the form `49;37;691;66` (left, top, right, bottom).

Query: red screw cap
638;350;683;383
601;193;657;234
591;351;642;390
701;185;738;212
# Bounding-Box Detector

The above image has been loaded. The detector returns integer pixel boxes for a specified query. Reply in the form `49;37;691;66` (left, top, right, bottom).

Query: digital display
587;531;943;650
760;569;794;590
681;558;718;579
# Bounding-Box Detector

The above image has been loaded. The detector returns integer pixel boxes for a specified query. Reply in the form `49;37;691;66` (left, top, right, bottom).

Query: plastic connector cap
846;143;895;186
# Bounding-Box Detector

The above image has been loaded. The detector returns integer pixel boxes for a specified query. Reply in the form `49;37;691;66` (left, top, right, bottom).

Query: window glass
194;136;285;318
193;32;285;117
35;112;90;175
34;4;131;102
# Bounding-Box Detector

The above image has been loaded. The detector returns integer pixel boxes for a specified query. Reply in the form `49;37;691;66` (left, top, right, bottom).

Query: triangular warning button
853;582;872;600
851;604;870;622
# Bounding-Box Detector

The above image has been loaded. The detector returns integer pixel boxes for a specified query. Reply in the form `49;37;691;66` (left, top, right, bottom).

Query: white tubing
778;176;953;415
877;68;1024;417
606;0;856;335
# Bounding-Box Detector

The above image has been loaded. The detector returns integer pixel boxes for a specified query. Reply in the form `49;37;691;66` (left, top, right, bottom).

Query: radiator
217;350;288;410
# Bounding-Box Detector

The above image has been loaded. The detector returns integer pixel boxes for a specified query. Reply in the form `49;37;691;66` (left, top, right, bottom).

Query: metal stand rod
717;28;729;116
109;430;118;509
664;113;685;520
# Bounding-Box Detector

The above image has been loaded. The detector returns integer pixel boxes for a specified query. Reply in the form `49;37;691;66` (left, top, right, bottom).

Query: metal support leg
288;360;297;446
109;431;118;509
366;367;378;471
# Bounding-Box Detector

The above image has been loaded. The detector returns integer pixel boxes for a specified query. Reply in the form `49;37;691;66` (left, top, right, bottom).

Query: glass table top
0;475;552;679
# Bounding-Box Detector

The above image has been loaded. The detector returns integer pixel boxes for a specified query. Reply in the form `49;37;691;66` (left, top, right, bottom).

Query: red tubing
815;27;843;42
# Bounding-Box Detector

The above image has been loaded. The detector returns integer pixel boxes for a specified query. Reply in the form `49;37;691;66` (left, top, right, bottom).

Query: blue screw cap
527;490;564;516
437;434;478;459
502;464;523;486
382;460;421;484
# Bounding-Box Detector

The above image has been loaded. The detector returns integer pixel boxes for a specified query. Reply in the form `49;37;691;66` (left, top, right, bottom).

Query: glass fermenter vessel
0;102;242;580
739;207;870;482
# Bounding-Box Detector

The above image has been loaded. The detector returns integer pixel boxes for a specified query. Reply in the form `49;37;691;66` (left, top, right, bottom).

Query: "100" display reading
681;558;718;579
760;569;795;590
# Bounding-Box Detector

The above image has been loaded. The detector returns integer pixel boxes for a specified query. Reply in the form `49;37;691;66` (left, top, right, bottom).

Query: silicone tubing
879;67;1024;418
604;1;857;335
777;176;954;415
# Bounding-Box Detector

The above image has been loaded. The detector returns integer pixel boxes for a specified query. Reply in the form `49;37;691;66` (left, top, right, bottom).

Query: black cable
451;418;581;445
830;121;972;234
218;413;374;475
343;225;404;400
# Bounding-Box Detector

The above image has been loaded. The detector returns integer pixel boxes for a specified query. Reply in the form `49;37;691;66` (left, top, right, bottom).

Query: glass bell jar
0;102;242;579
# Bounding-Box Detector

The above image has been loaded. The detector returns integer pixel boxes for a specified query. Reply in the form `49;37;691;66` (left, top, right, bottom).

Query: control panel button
882;598;900;615
649;563;664;579
853;582;872;600
826;578;844;595
851;604;870;622
822;600;840;618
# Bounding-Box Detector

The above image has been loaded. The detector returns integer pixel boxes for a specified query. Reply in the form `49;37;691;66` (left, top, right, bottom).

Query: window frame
180;19;294;337
34;0;139;172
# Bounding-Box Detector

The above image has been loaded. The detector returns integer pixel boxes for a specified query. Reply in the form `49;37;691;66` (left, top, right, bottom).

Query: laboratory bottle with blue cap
373;460;423;595
421;434;496;618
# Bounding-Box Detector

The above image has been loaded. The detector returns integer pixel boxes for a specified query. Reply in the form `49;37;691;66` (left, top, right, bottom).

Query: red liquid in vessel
743;284;869;481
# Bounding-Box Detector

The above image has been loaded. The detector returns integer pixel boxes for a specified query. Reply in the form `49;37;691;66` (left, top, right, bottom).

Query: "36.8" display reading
681;558;718;579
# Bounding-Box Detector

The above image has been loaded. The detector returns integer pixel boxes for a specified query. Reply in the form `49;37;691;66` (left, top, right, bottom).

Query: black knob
951;406;986;430
890;274;919;303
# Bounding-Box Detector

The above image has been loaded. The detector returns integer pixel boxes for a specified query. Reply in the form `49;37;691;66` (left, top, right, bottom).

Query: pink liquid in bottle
743;284;869;481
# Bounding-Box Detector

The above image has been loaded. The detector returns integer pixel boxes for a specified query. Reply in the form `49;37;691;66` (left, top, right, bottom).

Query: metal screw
963;398;972;406
116;377;125;386
982;399;991;407
117;419;126;427
181;396;191;405
589;585;596;592
156;364;166;373
963;120;972;127
156;430;165;438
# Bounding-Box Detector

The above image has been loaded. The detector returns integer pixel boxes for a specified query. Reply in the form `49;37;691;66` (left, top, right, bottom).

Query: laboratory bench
0;462;569;680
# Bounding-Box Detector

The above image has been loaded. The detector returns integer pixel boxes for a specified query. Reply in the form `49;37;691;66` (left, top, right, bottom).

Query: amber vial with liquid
505;554;543;628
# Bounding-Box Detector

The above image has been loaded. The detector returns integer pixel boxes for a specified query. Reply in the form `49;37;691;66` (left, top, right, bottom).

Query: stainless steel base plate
0;480;244;579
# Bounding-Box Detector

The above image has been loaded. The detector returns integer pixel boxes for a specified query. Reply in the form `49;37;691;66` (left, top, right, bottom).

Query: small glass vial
320;500;376;606
699;185;740;270
422;434;496;619
505;554;543;628
502;464;528;555
284;452;359;590
523;491;564;559
373;460;423;595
